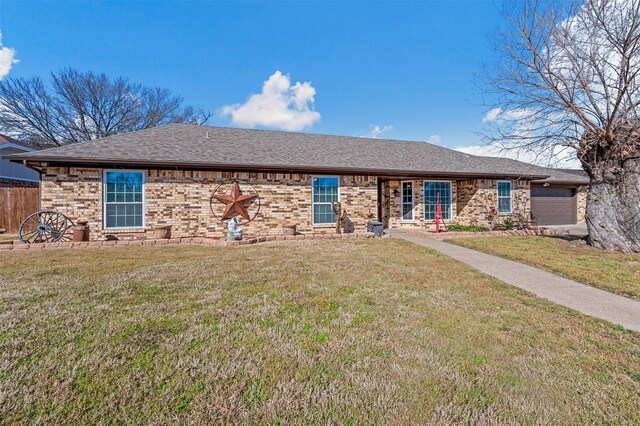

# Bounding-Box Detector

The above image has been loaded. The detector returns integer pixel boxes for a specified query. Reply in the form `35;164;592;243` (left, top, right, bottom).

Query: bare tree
484;0;640;252
0;68;209;147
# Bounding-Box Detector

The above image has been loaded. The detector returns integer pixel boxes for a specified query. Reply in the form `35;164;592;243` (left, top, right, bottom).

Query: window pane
313;203;336;224
401;182;414;220
116;212;125;228
402;182;413;203
498;181;512;197
424;181;452;220
498;198;511;213
402;204;413;220
105;204;117;228
312;177;339;224
104;171;144;228
497;181;512;213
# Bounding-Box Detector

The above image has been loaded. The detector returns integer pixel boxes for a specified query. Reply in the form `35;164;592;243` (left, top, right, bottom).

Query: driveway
544;222;588;238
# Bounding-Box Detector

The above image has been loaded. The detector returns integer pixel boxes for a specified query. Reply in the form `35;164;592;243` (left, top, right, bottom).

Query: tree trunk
585;158;640;252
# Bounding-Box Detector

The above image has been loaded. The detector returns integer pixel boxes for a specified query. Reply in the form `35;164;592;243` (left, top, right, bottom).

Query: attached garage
531;169;589;226
531;187;577;225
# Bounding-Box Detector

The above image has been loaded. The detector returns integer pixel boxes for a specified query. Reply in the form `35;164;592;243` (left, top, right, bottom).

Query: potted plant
152;225;172;239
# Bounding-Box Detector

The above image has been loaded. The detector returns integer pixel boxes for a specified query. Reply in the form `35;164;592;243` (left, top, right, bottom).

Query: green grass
0;240;639;424
451;236;640;300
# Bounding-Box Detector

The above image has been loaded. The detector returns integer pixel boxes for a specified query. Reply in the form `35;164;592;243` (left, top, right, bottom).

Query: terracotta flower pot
153;225;172;239
73;221;90;242
283;224;297;236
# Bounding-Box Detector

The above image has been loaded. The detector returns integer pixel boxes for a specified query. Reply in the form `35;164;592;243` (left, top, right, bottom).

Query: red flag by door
434;192;448;233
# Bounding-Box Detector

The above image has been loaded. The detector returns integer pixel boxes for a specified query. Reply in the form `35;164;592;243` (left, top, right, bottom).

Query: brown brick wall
40;167;377;240
576;185;588;221
385;178;530;228
40;167;536;239
386;179;457;228
456;179;530;226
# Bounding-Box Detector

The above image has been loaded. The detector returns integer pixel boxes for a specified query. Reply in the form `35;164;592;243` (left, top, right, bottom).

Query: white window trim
311;175;340;226
400;180;415;221
423;180;454;222
497;180;513;214
103;169;146;230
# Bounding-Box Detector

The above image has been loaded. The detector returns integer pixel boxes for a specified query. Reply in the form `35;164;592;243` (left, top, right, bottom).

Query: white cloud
455;142;581;168
362;124;393;138
482;107;534;123
221;71;320;131
427;134;441;144
482;108;502;123
0;33;18;80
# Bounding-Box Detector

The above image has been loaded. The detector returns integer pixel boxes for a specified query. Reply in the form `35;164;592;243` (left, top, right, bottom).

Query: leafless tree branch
0;68;207;147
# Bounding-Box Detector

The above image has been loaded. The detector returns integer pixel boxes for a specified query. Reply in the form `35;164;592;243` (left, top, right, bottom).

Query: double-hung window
497;180;512;214
401;181;414;220
424;181;452;220
312;176;339;225
104;171;144;229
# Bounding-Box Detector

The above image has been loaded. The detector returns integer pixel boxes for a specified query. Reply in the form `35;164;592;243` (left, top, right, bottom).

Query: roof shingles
3;123;581;181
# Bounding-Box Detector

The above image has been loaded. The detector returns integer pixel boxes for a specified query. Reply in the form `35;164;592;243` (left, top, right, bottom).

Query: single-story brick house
4;124;589;239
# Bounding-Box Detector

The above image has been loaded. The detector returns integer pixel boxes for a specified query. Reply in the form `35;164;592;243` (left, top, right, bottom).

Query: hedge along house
4;124;586;240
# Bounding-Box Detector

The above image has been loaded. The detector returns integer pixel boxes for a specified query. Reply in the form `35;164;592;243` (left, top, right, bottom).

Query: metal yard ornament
210;180;261;223
434;192;448;233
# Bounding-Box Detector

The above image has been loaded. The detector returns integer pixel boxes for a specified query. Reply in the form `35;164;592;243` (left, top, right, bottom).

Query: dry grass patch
0;239;639;424
451;236;640;299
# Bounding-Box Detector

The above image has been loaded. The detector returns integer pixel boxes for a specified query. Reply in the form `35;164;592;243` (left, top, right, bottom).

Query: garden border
0;232;377;250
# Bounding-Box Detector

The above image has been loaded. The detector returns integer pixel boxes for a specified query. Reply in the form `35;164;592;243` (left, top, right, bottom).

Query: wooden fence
0;187;40;233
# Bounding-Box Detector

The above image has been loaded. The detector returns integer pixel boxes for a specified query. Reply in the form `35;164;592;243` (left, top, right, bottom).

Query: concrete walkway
392;232;640;332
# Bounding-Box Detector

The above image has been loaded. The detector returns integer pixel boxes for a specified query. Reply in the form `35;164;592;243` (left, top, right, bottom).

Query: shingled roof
6;123;555;179
0;133;38;150
535;168;590;185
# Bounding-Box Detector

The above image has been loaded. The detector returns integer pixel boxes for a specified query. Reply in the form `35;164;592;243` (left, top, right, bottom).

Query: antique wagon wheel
18;210;75;244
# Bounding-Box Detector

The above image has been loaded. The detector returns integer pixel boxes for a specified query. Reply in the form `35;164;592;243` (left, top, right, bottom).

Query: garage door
531;187;577;225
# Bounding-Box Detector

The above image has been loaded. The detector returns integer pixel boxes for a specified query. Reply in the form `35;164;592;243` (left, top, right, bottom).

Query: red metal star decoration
212;182;258;221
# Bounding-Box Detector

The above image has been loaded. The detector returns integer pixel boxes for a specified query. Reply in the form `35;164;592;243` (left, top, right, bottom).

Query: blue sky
0;0;504;150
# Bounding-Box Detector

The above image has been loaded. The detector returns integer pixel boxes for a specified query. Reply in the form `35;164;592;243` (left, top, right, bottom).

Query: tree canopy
485;0;640;251
0;68;209;147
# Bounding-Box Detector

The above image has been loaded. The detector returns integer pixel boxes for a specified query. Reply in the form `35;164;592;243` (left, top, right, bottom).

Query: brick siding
576;185;588;221
385;178;530;228
40;167;377;240
40;167;535;240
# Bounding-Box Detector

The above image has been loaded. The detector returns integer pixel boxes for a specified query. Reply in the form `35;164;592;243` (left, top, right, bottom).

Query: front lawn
1;240;639;423
451;236;640;299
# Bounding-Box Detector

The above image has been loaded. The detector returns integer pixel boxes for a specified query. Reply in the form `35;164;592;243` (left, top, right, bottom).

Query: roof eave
531;179;590;185
10;156;550;180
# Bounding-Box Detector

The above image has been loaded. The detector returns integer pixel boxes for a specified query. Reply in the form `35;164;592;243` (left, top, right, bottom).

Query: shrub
447;224;490;232
502;217;514;230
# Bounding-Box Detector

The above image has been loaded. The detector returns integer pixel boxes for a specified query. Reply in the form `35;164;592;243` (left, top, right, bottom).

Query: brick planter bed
405;228;557;240
0;232;377;251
